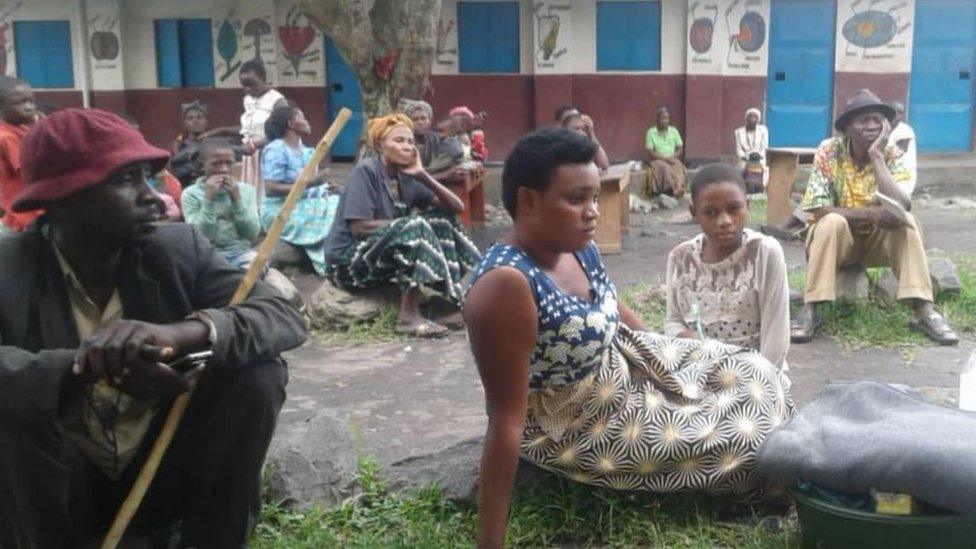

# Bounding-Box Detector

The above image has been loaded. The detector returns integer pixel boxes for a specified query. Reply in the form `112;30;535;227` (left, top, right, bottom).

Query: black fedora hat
834;89;897;132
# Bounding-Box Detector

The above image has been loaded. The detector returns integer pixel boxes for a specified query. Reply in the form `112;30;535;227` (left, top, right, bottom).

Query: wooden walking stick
102;108;353;548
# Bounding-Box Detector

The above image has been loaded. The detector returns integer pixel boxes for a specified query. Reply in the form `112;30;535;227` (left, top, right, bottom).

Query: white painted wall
436;0;686;76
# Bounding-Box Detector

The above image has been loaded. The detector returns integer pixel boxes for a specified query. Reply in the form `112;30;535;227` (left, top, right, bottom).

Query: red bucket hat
11;109;170;213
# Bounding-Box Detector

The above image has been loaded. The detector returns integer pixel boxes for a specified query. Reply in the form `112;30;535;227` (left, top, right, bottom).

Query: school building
5;0;975;161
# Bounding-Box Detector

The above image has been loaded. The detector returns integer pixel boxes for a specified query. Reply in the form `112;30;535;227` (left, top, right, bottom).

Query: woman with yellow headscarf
324;113;481;338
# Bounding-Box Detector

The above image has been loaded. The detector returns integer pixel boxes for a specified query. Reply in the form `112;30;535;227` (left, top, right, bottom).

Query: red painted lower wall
35;91;83;111
683;75;766;159
833;72;909;124
427;74;535;163
113;87;327;151
573;74;685;161
35;69;962;167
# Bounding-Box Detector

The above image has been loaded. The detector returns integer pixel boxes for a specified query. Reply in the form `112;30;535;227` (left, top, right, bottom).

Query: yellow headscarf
367;113;413;152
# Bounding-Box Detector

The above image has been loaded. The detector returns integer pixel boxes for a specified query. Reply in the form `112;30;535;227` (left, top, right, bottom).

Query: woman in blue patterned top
465;129;794;548
260;102;336;275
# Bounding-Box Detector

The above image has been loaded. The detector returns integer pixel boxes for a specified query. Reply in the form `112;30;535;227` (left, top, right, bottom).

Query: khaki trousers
804;212;933;304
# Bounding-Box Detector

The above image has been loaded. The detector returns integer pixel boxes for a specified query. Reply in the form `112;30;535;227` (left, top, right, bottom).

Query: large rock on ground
307;279;393;330
386;437;560;504
876;269;900;308
654;194;682;211
265;412;359;510
929;257;963;295
271;240;306;268
264;267;304;310
836;265;869;301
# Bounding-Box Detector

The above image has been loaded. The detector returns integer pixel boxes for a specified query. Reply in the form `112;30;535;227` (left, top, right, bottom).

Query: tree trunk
299;0;440;125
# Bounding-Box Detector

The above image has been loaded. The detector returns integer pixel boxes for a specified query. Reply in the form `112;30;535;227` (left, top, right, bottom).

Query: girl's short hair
264;101;300;142
501;128;596;218
689;163;746;201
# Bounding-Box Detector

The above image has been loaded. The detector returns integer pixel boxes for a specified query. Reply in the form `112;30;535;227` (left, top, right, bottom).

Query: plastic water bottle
960;351;976;412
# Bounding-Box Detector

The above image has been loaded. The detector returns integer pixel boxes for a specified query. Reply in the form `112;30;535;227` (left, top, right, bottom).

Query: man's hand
241;141;257;156
862;204;904;230
204;175;226;201
72;319;209;396
117;361;190;400
868;119;891;161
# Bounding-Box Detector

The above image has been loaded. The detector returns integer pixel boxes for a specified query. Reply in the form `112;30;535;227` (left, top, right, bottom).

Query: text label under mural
687;0;769;76
533;1;572;73
835;0;914;73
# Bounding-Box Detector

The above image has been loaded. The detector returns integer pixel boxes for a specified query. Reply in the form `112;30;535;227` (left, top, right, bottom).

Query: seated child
181;138;261;270
665;163;790;367
261;103;334;276
0;76;40;232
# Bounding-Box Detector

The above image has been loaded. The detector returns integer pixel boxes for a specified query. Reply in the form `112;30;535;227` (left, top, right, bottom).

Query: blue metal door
766;0;836;147
325;38;363;159
909;0;975;152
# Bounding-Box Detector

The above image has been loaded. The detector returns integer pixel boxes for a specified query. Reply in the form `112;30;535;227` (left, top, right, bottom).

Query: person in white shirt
734;108;769;176
888;101;918;196
238;60;286;201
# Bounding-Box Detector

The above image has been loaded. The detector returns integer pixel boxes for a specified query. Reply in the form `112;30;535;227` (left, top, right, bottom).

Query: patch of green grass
788;255;976;349
310;305;407;348
621;281;668;332
255;459;797;548
748;195;768;227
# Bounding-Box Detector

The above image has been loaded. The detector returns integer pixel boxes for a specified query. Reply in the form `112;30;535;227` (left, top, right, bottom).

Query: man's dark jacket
0;221;307;421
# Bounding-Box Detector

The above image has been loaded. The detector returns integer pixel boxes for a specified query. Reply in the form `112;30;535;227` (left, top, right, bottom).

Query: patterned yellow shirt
801;137;911;211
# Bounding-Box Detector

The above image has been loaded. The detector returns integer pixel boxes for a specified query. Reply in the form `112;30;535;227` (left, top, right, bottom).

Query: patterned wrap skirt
261;186;339;277
327;210;482;303
522;325;794;495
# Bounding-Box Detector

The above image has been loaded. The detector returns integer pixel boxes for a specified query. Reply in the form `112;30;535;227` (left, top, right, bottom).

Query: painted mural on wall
687;0;768;76
836;0;914;73
435;8;458;71
0;2;22;77
533;1;571;72
213;10;245;88
276;3;323;86
212;2;279;89
86;0;124;91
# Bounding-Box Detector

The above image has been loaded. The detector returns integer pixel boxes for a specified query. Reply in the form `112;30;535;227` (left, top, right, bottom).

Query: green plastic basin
791;489;976;549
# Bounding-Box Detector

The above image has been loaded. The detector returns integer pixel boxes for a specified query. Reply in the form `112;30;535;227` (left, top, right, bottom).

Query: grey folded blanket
757;381;976;515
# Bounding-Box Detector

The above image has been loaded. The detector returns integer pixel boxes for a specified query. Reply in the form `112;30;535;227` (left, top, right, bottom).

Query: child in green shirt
181;138;260;270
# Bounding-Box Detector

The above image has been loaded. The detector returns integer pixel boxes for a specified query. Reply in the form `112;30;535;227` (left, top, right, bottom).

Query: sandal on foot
395;319;450;339
438;313;465;331
909;313;960;346
790;308;822;344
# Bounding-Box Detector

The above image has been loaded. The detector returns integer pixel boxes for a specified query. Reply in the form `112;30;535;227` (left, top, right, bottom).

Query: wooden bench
594;163;633;254
446;167;486;230
766;147;817;225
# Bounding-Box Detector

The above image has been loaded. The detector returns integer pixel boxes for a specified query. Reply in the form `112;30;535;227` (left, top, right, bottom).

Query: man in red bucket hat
0;109;306;547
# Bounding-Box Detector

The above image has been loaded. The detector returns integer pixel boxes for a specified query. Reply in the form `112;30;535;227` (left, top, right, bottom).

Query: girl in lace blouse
665;164;790;366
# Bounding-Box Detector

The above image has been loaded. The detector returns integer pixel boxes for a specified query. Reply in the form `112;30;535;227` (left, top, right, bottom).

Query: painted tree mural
298;0;441;121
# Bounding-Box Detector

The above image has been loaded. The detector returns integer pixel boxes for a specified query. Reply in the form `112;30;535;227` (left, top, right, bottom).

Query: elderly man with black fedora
0;109;306;547
791;89;958;345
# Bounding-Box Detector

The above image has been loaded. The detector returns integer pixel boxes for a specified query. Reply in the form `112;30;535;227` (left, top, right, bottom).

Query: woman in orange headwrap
324;113;482;338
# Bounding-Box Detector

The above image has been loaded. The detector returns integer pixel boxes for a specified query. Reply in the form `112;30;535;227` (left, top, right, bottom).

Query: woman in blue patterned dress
464;129;794;548
260;102;337;275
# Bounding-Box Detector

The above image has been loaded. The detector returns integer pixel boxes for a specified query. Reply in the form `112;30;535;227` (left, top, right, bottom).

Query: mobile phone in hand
166;350;214;373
